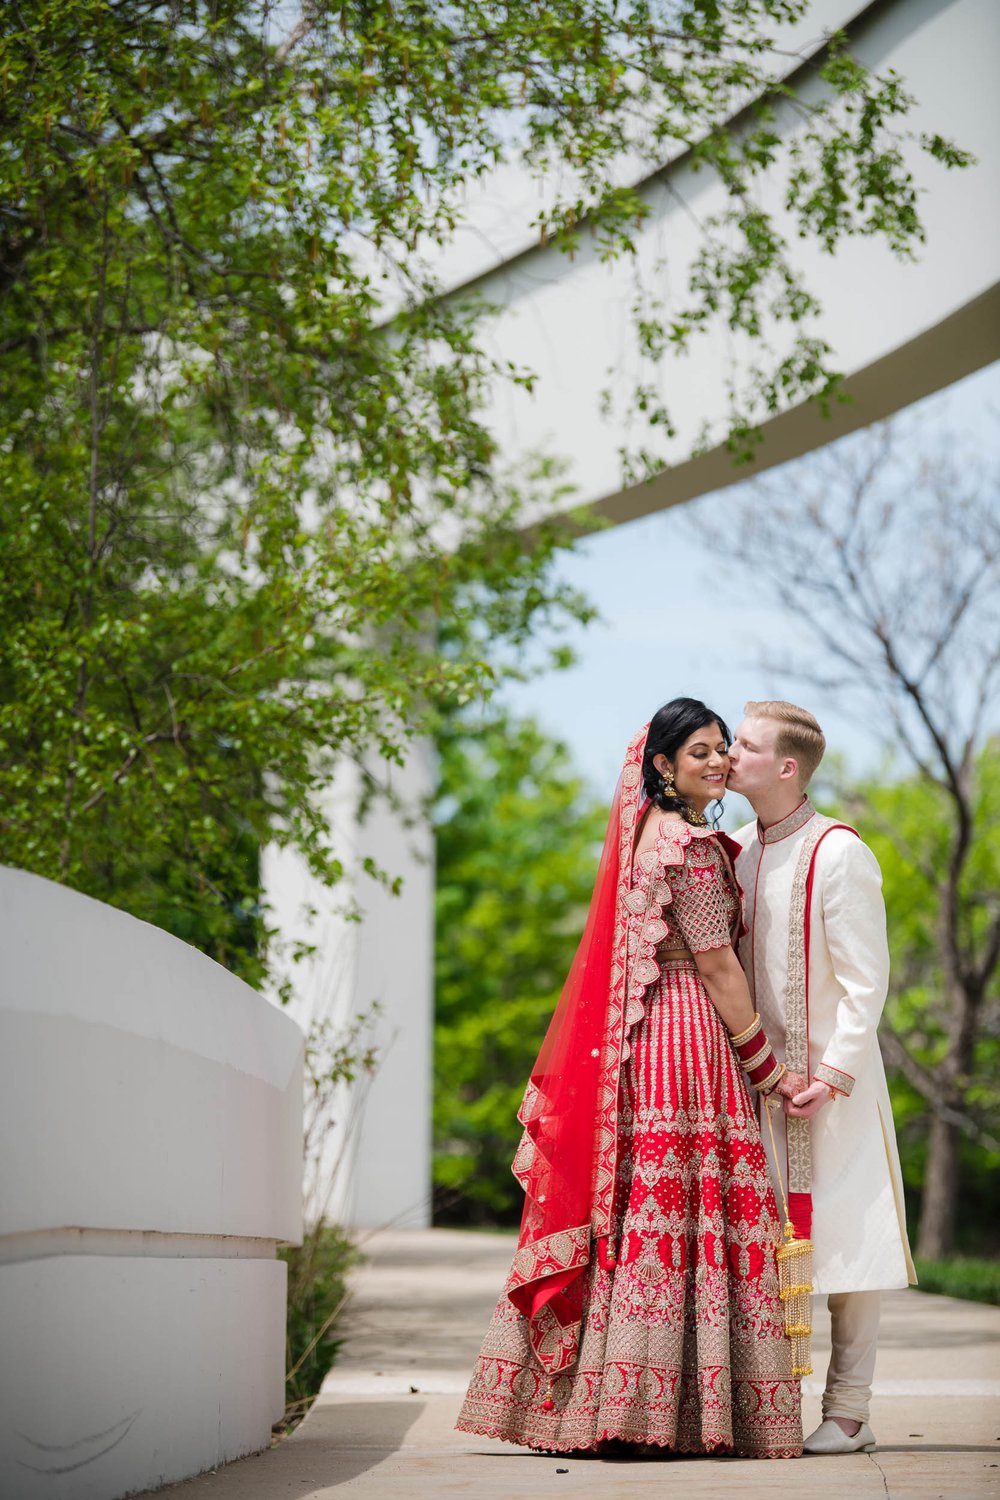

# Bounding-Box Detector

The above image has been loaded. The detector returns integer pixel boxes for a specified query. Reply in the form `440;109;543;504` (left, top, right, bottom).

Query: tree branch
878;1028;1000;1153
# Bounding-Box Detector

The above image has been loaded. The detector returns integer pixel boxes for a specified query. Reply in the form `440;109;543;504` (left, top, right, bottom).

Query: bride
455;698;804;1458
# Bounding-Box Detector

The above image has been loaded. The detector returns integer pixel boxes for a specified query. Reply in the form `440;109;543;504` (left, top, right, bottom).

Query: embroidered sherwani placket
734;801;915;1296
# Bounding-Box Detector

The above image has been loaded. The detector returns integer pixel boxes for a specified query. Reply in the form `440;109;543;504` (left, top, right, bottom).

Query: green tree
433;711;607;1223
840;749;1000;1256
0;1;969;984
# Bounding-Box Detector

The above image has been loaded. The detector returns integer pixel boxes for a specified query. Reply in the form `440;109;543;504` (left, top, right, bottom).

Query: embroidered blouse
660;837;740;953
621;819;743;1059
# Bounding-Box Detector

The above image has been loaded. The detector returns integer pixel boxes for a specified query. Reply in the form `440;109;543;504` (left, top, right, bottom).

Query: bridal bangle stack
729;1013;786;1095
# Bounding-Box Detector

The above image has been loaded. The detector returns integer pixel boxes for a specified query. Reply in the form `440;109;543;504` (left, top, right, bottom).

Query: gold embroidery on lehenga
456;838;802;1458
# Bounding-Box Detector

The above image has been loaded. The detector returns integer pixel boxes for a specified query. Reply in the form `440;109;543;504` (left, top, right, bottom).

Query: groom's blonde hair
743;700;826;788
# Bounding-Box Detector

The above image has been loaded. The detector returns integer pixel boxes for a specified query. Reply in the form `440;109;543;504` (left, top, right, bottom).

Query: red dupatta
507;722;745;1378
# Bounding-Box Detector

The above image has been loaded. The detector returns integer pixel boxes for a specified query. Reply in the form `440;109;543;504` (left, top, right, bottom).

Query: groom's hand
784;1080;833;1118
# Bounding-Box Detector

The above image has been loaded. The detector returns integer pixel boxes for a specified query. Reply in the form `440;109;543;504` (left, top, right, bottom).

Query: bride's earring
662;767;676;799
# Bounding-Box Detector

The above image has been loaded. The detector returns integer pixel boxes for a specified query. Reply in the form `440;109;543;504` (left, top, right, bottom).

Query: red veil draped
507;724;653;1378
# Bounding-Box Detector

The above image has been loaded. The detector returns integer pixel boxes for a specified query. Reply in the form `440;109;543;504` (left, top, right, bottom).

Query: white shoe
803;1419;876;1454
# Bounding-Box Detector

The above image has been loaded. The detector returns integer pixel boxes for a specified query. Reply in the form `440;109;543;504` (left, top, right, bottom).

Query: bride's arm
662;838;804;1097
694;949;803;1099
693;943;755;1035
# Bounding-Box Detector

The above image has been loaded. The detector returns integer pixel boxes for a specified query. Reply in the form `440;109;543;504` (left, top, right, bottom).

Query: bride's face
657;721;729;810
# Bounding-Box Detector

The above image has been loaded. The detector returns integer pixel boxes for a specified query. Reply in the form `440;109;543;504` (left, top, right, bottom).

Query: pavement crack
866;1450;890;1498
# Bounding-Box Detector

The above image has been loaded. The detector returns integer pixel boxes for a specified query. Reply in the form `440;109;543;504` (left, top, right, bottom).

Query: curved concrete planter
0;866;304;1499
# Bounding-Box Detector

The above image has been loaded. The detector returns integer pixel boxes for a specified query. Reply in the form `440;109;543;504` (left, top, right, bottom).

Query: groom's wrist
814;1061;853;1098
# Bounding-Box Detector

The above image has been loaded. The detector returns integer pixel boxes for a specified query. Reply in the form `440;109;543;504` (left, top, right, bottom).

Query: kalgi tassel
764;1099;814;1377
776;1220;814;1377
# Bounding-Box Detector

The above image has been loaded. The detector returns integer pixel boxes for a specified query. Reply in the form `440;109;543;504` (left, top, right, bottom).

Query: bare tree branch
878;1029;1000;1154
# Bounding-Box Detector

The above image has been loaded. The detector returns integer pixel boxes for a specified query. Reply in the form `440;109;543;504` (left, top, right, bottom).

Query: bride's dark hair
642;697;732;824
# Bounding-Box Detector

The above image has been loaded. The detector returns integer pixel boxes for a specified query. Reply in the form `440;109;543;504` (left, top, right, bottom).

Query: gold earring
662;768;676;798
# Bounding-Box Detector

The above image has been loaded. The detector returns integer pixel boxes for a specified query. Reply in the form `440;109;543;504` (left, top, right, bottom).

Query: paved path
165;1229;1000;1499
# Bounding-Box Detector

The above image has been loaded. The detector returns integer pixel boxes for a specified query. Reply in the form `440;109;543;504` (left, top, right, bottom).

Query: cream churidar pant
824;1291;881;1423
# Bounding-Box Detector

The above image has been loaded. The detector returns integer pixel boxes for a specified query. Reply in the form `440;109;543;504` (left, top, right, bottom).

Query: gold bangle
753;1060;785;1095
730;1014;762;1047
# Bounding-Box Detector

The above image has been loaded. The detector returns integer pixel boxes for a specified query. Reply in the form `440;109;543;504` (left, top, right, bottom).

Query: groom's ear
778;755;800;784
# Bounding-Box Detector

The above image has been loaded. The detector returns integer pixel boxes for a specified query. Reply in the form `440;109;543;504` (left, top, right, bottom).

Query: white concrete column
264;740;435;1231
349;740;435;1229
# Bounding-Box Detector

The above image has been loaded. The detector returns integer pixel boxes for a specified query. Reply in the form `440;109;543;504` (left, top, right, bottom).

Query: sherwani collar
757;796;815;846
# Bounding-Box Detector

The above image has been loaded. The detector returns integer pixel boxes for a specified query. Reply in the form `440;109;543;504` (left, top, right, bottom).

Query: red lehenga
455;725;802;1458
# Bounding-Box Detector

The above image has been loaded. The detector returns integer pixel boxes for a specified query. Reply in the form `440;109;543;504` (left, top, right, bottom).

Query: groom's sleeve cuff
815;1062;855;1097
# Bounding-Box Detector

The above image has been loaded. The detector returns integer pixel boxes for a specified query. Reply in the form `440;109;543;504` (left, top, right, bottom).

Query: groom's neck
751;786;807;830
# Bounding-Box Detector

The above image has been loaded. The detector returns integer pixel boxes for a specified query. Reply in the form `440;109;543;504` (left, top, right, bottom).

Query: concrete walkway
165;1229;1000;1499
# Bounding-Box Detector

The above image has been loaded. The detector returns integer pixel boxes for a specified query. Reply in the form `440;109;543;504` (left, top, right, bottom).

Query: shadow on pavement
289;1398;427;1487
871;1444;1000;1454
163;1400;427;1495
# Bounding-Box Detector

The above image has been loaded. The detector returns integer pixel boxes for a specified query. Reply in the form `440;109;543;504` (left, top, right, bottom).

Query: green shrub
279;1223;360;1431
433;712;607;1225
913;1257;1000;1306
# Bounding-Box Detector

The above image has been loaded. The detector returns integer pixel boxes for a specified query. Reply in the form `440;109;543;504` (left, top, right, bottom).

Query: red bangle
747;1051;779;1088
730;1014;783;1094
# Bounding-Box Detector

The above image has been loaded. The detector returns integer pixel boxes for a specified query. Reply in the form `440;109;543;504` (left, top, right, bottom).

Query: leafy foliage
839;752;1000;1254
280;1008;382;1429
433;711;607;1223
911;1256;1000;1307
0;2;969;985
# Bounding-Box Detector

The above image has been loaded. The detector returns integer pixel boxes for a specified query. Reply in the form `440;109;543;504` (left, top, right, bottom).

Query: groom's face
726;717;783;799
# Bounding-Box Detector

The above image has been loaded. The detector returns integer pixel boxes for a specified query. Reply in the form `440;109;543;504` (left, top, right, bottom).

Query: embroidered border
620;819;720;1059
784;815;857;1194
760;797;815;845
738;844;760;1009
784;816;828;1195
507;1225;591;1289
591;728;648;1236
815;1061;855;1097
510;729;655;1259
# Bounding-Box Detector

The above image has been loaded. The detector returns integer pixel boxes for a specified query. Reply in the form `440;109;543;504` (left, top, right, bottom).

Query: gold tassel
776;1220;814;1376
764;1099;813;1377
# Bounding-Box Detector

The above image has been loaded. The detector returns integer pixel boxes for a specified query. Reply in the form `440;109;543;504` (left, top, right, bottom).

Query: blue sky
498;360;1000;814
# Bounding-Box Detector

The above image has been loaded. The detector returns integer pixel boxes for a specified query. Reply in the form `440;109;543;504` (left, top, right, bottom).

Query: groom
726;700;915;1455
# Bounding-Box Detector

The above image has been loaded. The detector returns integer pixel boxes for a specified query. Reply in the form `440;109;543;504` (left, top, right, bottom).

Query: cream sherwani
734;802;915;1295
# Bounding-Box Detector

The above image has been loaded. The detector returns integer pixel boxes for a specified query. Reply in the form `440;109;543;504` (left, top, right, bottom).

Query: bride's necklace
681;803;709;827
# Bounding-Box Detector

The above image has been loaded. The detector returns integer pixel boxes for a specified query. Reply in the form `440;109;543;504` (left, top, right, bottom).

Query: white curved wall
0;866;304;1499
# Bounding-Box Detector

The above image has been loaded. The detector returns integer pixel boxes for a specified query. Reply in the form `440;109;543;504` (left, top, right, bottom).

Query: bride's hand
773;1069;806;1101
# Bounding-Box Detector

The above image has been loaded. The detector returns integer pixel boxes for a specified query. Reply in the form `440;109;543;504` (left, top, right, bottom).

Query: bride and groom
456;697;915;1460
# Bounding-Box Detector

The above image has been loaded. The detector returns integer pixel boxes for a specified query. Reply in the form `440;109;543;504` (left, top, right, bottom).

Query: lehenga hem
455;1418;802;1460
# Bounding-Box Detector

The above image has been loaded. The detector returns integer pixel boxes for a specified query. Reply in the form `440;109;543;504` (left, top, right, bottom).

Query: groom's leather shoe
803;1419;876;1454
